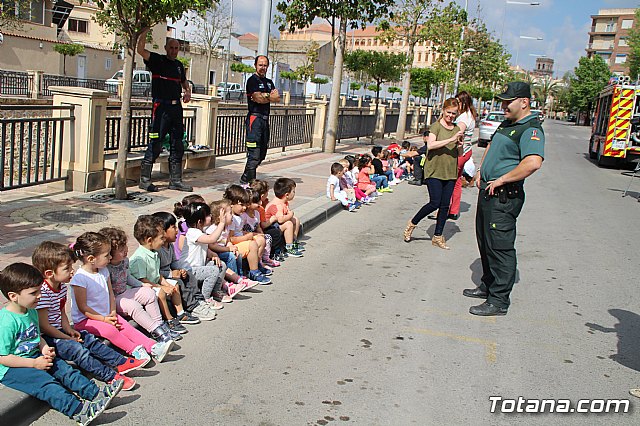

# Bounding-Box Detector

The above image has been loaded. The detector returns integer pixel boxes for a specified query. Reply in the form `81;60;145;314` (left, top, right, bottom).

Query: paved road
34;120;640;425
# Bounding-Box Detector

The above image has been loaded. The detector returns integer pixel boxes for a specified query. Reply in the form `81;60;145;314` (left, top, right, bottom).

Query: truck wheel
597;143;616;167
589;137;597;159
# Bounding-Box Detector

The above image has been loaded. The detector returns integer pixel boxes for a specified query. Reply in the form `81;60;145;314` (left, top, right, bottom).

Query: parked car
478;111;506;147
531;109;545;123
106;70;151;97
217;82;244;101
568;113;577;122
187;80;206;95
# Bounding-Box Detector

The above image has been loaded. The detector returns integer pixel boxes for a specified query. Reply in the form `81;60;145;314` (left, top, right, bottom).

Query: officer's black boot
139;162;159;192
168;163;193;192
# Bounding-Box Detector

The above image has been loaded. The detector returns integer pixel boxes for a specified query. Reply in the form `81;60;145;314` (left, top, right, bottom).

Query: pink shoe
264;258;281;267
226;282;246;299
211;291;233;304
240;277;260;291
204;297;224;310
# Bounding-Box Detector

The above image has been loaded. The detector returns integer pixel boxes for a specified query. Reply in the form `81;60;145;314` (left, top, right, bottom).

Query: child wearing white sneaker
327;162;357;212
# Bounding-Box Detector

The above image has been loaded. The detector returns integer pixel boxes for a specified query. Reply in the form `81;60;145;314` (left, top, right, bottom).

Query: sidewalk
0;136;413;270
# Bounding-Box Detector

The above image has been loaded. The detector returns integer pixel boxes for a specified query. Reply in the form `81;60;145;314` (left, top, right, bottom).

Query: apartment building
280;23;439;68
586;8;637;75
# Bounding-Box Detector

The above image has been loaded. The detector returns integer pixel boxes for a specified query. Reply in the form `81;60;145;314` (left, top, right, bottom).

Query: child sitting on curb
0;263;123;426
265;178;304;258
128;216;199;337
250;179;285;264
151;211;217;321
327;162;358;212
33;242;145;392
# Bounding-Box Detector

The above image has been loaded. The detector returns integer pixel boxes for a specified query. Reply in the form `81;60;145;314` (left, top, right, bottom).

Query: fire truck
589;78;640;167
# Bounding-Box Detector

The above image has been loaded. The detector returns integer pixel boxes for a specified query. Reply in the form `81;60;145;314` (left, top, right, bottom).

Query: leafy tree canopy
53;43;85;57
569;55;610;114
626;8;640;79
310;76;329;84
409;67;449;99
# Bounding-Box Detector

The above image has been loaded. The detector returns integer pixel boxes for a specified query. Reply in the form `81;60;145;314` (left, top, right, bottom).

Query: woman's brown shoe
403;221;417;242
432;235;450;250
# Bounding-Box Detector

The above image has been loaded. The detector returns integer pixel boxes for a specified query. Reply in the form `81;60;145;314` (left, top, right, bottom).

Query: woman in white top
449;90;478;220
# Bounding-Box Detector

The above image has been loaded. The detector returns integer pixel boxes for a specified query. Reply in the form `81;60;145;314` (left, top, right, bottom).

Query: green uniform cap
495;82;531;101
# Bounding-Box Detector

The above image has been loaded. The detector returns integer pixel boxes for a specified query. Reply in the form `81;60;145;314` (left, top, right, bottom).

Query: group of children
0;177;305;425
327;143;417;211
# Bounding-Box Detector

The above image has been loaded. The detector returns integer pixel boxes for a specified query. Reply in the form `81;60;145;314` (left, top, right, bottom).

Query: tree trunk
63;55;67;76
323;19;347;153
114;40;136;200
205;50;212;93
396;40;415;140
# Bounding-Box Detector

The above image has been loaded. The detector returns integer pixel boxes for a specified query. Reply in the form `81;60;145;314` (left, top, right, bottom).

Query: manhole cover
40;210;108;225
89;192;155;205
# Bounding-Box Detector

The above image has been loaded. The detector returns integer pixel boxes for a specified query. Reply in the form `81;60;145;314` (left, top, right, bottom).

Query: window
605;19;616;32
615;54;627;64
621;19;633;29
105;58;112;70
68;18;88;33
2;0;44;24
417;52;422;62
619;37;628;47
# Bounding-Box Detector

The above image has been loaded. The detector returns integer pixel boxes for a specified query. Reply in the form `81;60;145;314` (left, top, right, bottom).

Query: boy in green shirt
0;263;122;425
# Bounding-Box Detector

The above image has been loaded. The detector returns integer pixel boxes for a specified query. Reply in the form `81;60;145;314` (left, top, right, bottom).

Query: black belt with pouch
482;180;523;203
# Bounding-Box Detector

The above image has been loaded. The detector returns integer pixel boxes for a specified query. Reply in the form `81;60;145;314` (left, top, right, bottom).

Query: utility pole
223;0;234;98
453;0;468;96
258;0;272;56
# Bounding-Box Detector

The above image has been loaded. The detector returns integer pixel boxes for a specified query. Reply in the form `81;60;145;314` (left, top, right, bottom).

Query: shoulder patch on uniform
509;130;516;136
531;129;540;141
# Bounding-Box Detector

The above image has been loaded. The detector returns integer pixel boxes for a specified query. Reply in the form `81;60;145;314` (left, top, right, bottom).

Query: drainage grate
40;210;109;225
89;192;155;205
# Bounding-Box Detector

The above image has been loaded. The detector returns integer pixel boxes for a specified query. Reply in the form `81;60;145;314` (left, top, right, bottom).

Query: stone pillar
283;91;291;106
357;96;362;108
371;102;387;140
27;70;43;99
51;86;109;192
409;105;420;134
186;94;220;169
309;93;316;101
116;80;124;99
340;95;346;107
306;99;328;149
321;94;327;101
427;106;433;126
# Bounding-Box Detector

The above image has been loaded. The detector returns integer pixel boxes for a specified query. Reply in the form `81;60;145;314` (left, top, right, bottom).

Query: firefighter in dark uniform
137;29;192;192
463;82;544;316
240;55;280;184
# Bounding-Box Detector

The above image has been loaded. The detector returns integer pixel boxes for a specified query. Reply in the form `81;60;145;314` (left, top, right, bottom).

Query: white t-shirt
326;175;342;198
205;223;229;247
344;170;356;188
228;214;244;237
70;267;111;324
456;110;476;155
181;227;208;268
241;212;260;233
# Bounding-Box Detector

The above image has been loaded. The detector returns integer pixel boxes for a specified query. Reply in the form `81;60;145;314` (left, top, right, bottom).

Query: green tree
349;82;362;95
276;0;393;152
626;8;640;79
377;0;449;138
0;0;31;30
310;76;329;96
230;62;254;88
53;44;85;76
409;67;449;103
532;75;560;112
294;41;320;96
569;56;610;125
388;86;402;98
92;0;216;199
345;50;406;137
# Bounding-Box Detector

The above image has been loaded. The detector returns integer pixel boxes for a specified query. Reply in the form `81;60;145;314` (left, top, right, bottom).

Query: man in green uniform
463;82;544;316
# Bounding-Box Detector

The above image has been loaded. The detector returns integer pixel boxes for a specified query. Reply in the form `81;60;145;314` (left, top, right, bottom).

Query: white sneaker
192;302;216;321
151;340;174;363
131;345;151;361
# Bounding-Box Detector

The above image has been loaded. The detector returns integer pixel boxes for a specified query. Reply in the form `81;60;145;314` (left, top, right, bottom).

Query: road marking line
423;307;497;324
408;327;498;363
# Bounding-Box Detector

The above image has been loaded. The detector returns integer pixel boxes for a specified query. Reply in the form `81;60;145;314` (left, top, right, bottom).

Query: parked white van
106;70;151;97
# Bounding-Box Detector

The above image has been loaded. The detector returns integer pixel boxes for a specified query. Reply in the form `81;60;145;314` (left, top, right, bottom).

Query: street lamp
515;35;543;69
453;48;477;95
501;1;541;41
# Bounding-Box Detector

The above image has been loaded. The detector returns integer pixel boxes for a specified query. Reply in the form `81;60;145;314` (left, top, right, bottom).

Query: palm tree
532;75;560;112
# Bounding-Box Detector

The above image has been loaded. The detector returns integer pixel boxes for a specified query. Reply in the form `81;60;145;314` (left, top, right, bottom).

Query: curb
0;384;48;425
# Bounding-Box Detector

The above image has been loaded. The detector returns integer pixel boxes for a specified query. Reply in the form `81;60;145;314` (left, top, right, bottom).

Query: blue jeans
371;174;388;189
218;251;243;276
411;178;456;235
44;330;125;382
383;169;394;182
0;356;98;417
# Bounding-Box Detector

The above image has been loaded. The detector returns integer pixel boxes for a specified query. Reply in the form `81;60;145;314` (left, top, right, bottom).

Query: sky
228;0;640;77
